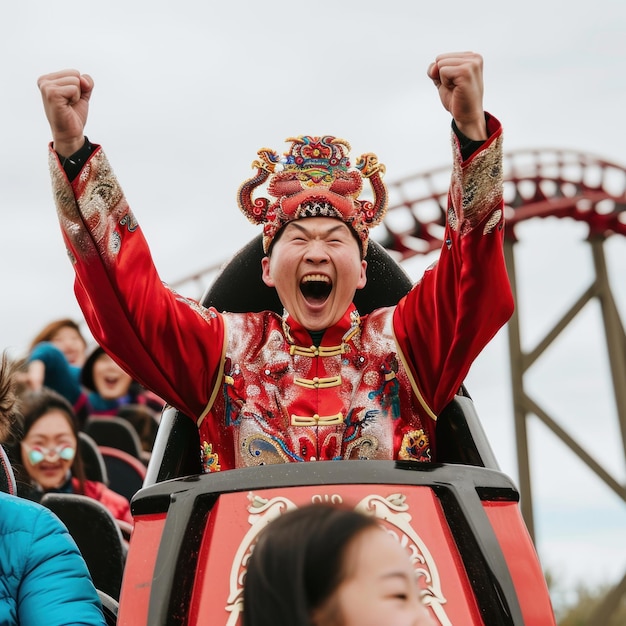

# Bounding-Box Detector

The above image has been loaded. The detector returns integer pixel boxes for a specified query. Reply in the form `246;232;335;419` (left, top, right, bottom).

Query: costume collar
282;304;361;355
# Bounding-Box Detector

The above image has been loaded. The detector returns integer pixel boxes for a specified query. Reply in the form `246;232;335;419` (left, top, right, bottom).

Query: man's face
262;217;367;331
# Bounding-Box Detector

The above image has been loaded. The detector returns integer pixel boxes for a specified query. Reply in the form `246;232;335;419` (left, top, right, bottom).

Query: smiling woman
8;387;133;525
20;410;76;491
80;345;164;417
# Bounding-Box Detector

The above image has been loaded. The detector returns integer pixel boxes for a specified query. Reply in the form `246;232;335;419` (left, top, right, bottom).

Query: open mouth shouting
103;374;121;387
92;352;134;400
261;217;368;330
300;274;332;305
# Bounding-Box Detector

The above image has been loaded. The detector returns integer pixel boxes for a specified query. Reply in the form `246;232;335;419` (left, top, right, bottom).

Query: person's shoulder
0;490;48;521
357;305;398;341
82;478;106;498
221;310;284;331
222;309;284;345
0;491;69;543
83;479;132;523
0;493;107;625
83;479;128;508
362;305;396;324
221;309;281;320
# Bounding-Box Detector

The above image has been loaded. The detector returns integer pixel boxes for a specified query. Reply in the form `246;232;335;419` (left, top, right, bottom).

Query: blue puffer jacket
0;491;105;625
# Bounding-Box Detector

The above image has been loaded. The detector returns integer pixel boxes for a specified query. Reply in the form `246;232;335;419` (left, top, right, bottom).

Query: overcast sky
1;0;625;606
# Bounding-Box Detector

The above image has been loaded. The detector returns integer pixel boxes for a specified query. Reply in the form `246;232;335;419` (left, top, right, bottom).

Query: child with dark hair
81;345;163;453
81;345;164;416
243;503;435;626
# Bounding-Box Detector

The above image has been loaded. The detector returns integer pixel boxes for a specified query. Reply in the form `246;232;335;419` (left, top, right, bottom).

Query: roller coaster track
380;147;626;256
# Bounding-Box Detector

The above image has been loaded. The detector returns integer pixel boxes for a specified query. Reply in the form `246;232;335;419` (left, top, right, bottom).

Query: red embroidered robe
48;115;513;471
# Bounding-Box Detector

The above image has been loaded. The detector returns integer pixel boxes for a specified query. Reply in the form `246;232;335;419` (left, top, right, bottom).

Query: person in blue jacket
0;352;106;626
21;318;91;425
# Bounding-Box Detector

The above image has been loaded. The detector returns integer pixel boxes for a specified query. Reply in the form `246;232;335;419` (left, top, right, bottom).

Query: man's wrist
57;137;95;181
452;118;487;160
53;136;86;159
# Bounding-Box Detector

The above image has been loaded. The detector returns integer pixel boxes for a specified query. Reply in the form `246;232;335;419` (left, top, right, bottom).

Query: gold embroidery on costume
49;149;129;262
241;434;291;466
109;230;121;255
344;435;379;460
217;307;430;468
201;441;221;473
450;133;503;235
285;309;361;357
447;206;459;232
289;344;346;357
398;429;431;462
483;209;502;234
290;413;344;426
294;375;342;389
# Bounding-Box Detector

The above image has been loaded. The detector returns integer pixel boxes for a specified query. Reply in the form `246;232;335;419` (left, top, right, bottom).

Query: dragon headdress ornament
237;135;388;256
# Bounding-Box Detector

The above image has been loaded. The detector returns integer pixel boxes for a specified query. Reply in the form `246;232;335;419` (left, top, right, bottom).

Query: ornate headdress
237;135;388;256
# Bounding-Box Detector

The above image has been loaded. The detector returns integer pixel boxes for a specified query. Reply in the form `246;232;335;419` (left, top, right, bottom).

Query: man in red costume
38;52;513;472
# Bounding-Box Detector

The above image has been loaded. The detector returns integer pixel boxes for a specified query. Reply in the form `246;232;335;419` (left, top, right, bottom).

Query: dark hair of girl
242;503;378;626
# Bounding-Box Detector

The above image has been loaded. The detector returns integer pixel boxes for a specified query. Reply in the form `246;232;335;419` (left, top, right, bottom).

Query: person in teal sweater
22;318;91;425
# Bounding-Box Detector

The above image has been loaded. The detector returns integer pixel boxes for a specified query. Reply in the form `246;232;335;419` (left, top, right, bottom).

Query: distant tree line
546;571;626;625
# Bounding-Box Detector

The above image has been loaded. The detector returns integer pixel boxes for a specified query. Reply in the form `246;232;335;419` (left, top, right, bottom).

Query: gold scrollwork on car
224;492;451;625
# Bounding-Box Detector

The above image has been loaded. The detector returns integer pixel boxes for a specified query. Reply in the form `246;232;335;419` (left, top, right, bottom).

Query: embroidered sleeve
449;112;504;235
49;146;225;420
393;114;513;416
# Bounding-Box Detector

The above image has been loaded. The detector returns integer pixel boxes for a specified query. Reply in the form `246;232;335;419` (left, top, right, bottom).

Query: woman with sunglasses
10;387;132;525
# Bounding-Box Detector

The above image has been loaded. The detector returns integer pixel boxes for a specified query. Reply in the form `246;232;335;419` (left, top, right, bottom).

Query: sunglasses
24;444;76;466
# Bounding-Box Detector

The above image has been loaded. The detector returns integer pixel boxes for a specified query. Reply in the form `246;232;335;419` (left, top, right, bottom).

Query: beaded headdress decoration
237;135;388;256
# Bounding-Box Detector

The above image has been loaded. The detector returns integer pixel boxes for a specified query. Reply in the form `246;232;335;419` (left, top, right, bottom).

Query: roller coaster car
117;237;556;625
